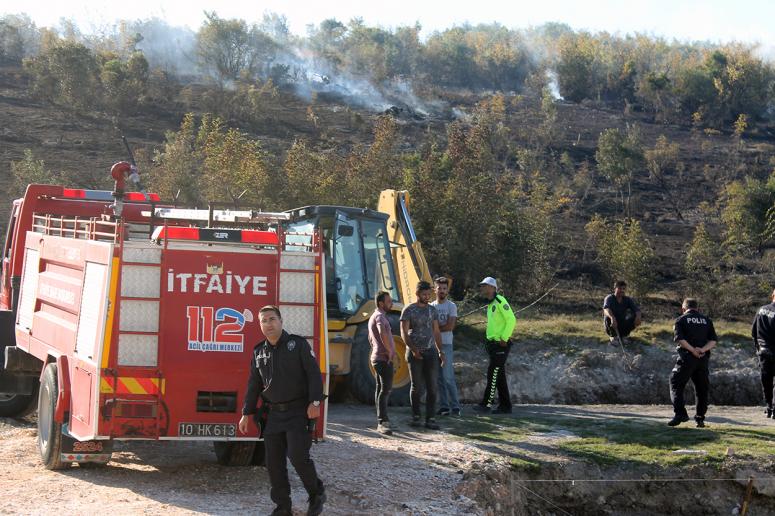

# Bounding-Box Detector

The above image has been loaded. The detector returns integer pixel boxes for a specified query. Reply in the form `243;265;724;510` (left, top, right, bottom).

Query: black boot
270;506;292;516
667;414;689;427
766;407;773;418
307;484;326;516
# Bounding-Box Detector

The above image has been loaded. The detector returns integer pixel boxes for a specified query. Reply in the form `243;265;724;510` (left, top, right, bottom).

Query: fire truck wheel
251;441;266;466
213;441;255;466
37;363;69;470
347;320;410;406
0;387;38;417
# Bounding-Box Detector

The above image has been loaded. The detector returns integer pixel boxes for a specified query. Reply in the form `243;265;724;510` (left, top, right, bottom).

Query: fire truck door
69;261;111;439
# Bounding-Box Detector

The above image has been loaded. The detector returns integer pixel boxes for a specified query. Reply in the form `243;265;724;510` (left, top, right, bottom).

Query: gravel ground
1;404;771;515
0;404;491;515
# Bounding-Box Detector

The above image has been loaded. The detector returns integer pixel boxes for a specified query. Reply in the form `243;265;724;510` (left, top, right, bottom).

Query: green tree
637;71;672;120
10;149;59;195
283;139;326;207
307;18;347;72
595;126;643;216
721;173;775;255
537;86;558;148
585;215;655;296
349;116;402;206
684;223;722;312
151;113;201;204
644;135;684;220
0;14;38;64
24;40;100;110
152;113;274;208
556;32;599;102
100;51;149;113
196;12;278;84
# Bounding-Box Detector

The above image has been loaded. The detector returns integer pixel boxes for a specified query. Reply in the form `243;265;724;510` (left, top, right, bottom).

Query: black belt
266;398;307;412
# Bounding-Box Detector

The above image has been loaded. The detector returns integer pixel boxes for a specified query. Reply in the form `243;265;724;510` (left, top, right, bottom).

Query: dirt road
1;404;773;515
0;405;488;515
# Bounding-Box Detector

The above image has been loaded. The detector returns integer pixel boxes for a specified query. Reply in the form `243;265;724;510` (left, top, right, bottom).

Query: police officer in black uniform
668;298;718;428
751;289;775;418
239;305;326;516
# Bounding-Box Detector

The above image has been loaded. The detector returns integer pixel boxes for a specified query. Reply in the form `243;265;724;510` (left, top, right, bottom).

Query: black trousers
406;348;439;420
669;350;710;419
264;414;323;511
481;340;512;409
373;360;393;423
759;351;775;410
604;314;636;338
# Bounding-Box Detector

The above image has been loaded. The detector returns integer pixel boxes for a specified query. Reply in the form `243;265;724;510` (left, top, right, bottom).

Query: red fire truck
0;168;328;469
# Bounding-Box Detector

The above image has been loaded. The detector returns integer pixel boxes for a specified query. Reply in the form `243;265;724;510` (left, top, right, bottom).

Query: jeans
373;360;393;423
406;348;440;420
437;343;460;411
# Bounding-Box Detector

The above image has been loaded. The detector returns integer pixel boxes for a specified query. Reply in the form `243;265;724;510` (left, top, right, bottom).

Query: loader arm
377;190;432;306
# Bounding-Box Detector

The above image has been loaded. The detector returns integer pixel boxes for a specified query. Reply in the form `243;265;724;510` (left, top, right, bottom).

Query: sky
6;0;775;49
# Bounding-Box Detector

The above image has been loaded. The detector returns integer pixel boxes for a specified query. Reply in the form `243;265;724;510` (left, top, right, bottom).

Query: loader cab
287;206;400;317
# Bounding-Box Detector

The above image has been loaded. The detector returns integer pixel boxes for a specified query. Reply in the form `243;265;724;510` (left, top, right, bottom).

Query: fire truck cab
0;183;328;469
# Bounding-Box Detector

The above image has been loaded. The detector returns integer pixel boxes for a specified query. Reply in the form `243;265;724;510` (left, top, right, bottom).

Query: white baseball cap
479;276;497;288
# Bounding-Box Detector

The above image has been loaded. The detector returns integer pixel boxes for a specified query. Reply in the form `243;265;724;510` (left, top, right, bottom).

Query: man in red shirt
368;291;397;434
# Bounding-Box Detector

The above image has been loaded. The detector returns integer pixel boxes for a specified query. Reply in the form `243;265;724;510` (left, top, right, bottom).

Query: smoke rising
545;70;563;100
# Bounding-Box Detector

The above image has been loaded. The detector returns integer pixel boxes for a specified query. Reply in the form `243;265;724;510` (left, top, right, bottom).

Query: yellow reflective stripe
100;377;114;393
102;377;162;395
119;377;146;394
316;266;327;373
101;257;120;369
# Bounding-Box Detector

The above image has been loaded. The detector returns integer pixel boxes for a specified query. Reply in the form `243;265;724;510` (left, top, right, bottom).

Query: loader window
361;220;399;303
334;213;367;314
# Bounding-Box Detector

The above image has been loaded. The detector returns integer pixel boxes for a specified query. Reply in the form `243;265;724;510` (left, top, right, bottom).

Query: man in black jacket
668;298;717;428
751;289;775;418
238;305;325;516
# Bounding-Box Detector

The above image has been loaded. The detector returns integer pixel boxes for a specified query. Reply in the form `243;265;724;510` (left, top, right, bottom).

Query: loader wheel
347;317;410;406
0;389;38;418
213;441;256;466
38;363;69;470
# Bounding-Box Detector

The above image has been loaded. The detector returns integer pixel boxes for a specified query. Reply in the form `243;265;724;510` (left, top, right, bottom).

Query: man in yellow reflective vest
473;277;517;415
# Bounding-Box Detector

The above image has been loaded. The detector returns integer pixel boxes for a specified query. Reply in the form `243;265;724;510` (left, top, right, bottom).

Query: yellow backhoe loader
285;190;431;403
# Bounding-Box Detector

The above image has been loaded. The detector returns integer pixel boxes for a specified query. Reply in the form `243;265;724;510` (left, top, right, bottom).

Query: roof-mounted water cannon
110;135;153;217
110;161;133;218
109;160;141;218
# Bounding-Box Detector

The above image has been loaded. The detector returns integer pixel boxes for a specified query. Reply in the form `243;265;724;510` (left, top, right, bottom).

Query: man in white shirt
432;276;460;416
